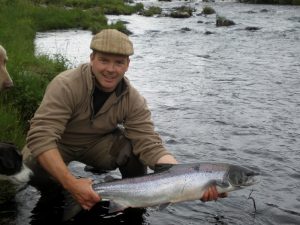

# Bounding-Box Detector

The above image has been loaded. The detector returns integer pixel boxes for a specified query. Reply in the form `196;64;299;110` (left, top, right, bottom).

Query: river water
9;0;300;224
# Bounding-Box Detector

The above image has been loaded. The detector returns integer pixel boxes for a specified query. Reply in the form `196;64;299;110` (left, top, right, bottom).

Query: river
11;0;300;224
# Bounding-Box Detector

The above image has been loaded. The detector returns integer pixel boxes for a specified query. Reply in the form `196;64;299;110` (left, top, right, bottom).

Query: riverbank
0;0;143;205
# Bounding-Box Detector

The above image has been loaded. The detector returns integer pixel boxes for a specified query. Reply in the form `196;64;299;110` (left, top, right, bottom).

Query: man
23;29;223;212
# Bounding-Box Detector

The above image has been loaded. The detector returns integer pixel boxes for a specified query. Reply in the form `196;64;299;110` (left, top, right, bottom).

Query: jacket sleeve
124;88;172;169
26;75;75;158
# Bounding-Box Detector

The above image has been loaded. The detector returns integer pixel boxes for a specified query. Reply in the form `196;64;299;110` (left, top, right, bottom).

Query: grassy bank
0;0;143;204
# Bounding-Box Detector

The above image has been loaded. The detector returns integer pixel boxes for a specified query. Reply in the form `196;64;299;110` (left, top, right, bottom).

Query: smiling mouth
104;77;116;84
103;74;117;80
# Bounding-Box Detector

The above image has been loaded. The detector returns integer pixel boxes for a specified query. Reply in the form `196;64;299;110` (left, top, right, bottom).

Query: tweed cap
90;29;134;56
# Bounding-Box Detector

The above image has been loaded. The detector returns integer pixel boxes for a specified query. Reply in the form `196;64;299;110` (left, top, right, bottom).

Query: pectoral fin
62;191;82;221
158;203;171;210
108;201;128;213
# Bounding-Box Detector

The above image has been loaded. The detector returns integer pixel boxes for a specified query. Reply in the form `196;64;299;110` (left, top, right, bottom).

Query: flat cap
90;29;134;56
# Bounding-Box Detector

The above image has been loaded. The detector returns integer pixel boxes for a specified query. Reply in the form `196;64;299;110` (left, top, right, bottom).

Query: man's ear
90;52;95;61
125;58;130;72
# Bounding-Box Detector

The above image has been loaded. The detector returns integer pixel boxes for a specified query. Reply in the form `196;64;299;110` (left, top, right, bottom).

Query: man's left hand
201;186;228;202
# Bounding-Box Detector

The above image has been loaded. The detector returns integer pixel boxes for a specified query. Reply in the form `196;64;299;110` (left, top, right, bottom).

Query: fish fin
200;180;218;194
154;164;174;172
158;203;171;210
62;191;83;221
84;165;108;174
104;175;120;182
202;180;231;195
108;201;127;213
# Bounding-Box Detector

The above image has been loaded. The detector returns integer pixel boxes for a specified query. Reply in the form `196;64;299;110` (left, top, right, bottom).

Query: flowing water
4;0;300;224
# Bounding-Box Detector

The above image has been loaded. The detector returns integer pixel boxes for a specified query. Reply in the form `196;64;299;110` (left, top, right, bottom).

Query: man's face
90;51;130;92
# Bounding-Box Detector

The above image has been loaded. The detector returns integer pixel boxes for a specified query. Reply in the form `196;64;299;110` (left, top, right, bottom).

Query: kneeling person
22;29;222;213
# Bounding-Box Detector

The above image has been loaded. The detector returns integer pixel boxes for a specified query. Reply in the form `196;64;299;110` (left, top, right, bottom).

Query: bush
140;6;162;17
201;6;216;15
216;15;235;27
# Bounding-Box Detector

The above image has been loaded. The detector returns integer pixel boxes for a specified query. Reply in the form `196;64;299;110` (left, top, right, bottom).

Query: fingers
81;192;99;210
201;186;217;202
201;186;228;202
71;178;101;211
84;181;101;210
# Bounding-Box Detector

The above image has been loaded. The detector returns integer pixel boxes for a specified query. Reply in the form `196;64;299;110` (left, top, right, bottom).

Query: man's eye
99;58;108;63
116;61;125;65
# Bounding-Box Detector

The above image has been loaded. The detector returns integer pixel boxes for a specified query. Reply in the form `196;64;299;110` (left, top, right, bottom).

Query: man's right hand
65;177;101;210
37;149;101;210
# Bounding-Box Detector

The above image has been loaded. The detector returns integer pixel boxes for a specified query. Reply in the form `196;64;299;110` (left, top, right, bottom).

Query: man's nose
106;62;116;72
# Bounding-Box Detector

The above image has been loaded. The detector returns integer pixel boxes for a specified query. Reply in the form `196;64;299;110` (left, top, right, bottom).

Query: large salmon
64;162;259;220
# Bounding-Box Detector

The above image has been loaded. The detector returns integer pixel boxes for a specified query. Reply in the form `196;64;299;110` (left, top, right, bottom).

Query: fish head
226;165;259;189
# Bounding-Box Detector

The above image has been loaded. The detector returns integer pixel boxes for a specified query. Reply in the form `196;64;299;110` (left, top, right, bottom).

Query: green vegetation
0;0;143;203
140;6;162;17
216;15;236;27
32;0;144;14
201;6;216;15
0;101;25;148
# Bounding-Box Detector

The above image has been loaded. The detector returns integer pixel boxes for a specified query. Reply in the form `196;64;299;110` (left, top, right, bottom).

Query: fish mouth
237;173;260;188
247;171;260;184
244;176;260;187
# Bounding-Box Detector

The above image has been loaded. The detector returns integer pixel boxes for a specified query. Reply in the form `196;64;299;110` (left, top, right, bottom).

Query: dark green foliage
170;5;195;18
140;6;162;17
2;55;66;128
201;6;216;15
216;15;235;27
0;101;25;148
30;0;144;14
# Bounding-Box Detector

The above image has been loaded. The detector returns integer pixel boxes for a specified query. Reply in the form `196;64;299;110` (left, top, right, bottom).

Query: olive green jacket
24;63;171;168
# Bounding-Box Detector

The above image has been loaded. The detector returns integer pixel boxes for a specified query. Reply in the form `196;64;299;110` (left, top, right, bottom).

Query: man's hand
66;177;101;210
37;149;101;210
201;185;228;202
